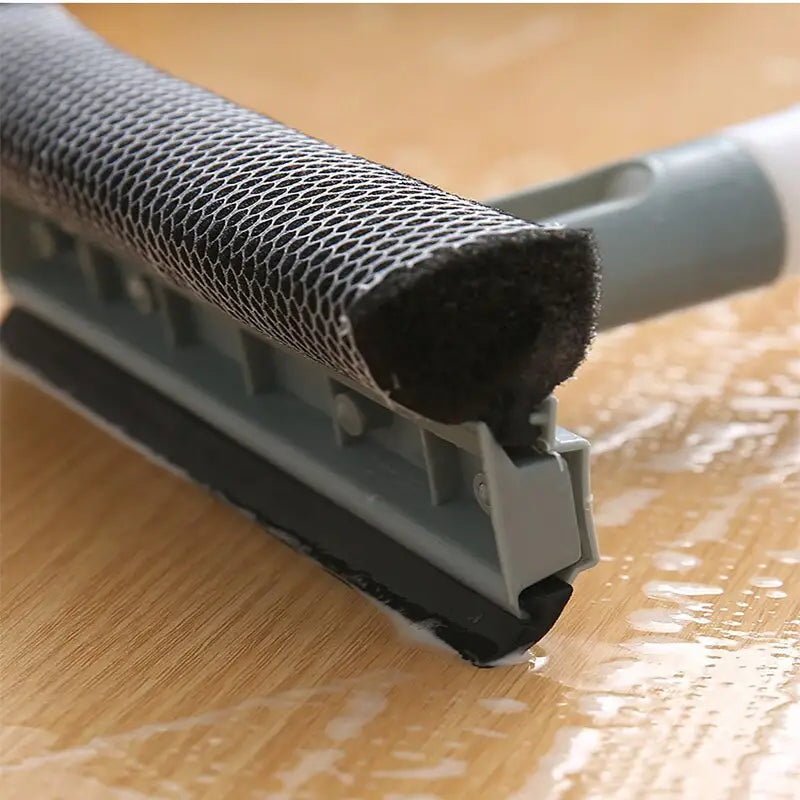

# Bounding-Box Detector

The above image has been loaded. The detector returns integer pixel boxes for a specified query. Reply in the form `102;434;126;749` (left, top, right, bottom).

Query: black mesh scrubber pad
0;5;599;427
351;229;598;423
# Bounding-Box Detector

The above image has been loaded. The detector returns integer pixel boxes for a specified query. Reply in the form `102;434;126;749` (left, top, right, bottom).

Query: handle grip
0;5;598;426
727;106;800;277
492;110;797;330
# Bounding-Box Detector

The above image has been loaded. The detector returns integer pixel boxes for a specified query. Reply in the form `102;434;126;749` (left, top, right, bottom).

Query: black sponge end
349;226;600;427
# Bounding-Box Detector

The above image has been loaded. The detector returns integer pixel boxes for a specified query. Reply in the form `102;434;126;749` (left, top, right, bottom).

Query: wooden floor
2;5;798;799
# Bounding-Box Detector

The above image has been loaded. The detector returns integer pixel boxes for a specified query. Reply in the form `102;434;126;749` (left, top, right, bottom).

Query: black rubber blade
1;308;572;666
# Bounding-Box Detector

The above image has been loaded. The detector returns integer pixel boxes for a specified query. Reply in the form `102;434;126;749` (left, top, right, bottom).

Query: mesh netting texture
0;6;598;424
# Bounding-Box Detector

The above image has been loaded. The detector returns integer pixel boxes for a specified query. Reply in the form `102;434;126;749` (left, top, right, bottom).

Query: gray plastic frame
0;200;597;618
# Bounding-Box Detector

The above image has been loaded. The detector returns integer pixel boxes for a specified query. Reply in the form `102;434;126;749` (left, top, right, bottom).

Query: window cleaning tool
1;6;797;665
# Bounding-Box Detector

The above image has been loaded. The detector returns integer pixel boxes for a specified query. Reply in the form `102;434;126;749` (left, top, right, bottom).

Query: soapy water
504;292;800;799
505;727;602;800
325;690;388;743
4;275;798;797
627;608;685;634
593;488;662;527
514;573;797;798
651;551;701;572
0;671;410;798
749;577;785;589
520;625;800;799
643;581;725;601
266;750;349;800
371;759;467;780
768;550;800;565
648;418;785;474
766;589;789;599
477;698;528;715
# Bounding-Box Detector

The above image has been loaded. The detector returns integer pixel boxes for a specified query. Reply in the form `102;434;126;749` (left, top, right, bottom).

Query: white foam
477;698;528;714
325;690;387;742
0;671;406;774
465;727;507;740
488;644;548;669
370;598;549;668
372;759;466;780
265;749;345;800
366;599;454;656
506;727;602;799
577;694;633;723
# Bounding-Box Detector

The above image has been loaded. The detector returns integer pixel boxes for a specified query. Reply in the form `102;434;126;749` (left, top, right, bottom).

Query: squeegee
2;6;797;665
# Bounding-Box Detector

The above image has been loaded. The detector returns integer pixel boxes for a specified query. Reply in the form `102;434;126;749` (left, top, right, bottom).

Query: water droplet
749;577;783;589
766;549;800;565
644;580;724;600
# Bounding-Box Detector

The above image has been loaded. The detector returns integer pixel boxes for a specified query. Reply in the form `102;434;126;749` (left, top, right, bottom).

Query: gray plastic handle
491;136;786;329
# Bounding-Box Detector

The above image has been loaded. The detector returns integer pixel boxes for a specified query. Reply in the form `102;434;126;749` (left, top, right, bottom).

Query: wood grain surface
2;5;799;799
